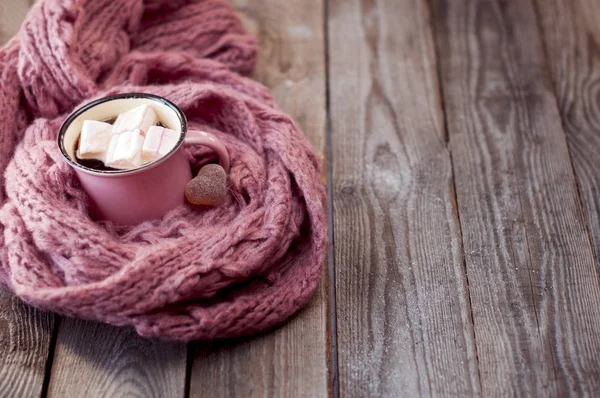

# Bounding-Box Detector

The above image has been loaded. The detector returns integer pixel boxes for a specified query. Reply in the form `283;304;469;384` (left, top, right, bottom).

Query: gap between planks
425;0;484;391
324;0;340;397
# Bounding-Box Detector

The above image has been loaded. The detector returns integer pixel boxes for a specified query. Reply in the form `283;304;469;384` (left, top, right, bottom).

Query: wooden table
2;0;600;396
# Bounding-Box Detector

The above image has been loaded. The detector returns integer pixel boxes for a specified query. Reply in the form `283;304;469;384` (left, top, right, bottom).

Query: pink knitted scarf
0;0;326;340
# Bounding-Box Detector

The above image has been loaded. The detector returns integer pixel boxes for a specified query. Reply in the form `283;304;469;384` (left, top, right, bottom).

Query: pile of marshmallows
78;104;178;169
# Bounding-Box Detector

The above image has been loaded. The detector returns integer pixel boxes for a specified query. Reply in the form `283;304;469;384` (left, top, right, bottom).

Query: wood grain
535;0;600;269
188;0;330;397
0;290;54;398
329;0;480;396
47;317;186;398
431;0;600;395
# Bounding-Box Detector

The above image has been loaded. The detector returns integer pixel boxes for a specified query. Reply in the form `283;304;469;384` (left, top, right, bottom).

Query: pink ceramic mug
58;93;230;225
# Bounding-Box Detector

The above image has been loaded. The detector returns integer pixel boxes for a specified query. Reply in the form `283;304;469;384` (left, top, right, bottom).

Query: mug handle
183;130;230;172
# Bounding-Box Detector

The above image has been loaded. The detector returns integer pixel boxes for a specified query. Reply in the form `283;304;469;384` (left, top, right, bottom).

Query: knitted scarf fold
0;0;326;340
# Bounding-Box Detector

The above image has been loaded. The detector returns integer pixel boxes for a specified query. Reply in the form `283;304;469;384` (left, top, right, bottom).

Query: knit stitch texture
0;0;326;341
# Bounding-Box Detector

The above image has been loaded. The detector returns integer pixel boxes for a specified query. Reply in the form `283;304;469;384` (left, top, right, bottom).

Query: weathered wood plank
431;0;600;395
535;0;600;269
0;0;31;44
47;318;186;398
0;290;54;398
329;0;480;396
189;0;330;397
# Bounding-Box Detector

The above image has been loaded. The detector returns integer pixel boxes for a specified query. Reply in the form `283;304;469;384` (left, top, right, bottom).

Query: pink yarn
0;0;326;340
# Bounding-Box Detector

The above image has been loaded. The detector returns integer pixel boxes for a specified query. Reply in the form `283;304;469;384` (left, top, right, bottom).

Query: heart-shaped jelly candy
185;164;227;206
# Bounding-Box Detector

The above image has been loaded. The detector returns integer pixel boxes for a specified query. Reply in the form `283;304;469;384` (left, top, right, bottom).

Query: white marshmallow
77;120;112;159
112;104;158;135
105;130;145;169
142;126;180;162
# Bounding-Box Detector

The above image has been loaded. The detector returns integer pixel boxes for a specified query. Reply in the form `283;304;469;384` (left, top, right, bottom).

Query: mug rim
58;92;188;177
